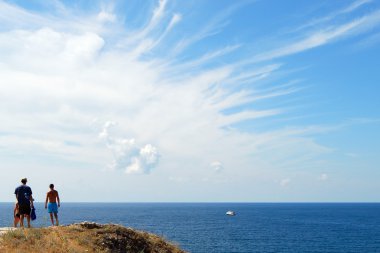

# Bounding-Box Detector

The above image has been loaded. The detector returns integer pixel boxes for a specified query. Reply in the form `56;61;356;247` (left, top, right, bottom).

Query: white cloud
252;8;380;63
210;161;224;173
97;11;116;23
120;0;168;48
135;144;160;174
341;0;372;14
98;121;117;141
63;32;105;62
171;2;247;55
293;0;373;32
98;122;159;174
255;20;363;62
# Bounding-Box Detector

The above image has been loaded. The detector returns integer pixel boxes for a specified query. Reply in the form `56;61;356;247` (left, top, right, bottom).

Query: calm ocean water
1;203;379;252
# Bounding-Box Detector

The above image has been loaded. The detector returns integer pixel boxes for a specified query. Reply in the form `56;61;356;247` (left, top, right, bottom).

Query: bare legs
20;214;24;227
19;215;31;228
14;218;19;227
49;213;54;226
54;213;59;226
26;215;31;228
49;213;59;226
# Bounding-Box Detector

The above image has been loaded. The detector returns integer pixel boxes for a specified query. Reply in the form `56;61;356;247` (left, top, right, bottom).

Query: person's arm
14;188;18;203
28;187;34;207
30;195;34;208
14;206;17;217
45;193;48;209
57;191;60;207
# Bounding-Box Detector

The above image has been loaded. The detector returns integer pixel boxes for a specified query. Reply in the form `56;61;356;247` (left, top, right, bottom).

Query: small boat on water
226;210;236;216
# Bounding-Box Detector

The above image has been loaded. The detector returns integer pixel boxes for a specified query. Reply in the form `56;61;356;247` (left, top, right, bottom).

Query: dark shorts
19;204;31;215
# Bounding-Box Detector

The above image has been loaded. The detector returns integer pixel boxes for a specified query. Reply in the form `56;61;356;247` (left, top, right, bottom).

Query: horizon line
2;201;380;204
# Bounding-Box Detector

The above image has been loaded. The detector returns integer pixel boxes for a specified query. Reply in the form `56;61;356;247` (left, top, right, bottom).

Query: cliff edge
0;222;186;253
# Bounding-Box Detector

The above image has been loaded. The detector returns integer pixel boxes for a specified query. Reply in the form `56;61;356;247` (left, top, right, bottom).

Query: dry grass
0;222;186;253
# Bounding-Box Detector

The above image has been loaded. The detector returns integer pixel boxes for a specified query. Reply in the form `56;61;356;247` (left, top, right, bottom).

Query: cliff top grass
0;222;186;253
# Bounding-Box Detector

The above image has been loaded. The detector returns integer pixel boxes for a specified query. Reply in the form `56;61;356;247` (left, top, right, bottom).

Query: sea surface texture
1;203;379;253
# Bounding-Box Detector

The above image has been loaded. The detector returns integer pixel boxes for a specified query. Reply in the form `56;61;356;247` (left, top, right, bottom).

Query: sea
1;203;379;253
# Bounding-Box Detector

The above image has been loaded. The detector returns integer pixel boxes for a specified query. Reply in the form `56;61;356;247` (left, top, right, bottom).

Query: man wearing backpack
14;178;34;228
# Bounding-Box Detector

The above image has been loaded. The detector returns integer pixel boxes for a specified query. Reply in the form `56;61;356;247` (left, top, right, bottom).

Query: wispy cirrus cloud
170;1;249;56
253;11;380;62
342;0;373;14
246;1;380;63
294;0;373;32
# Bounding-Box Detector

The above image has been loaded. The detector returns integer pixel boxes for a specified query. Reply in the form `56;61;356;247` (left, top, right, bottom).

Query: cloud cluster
210;161;224;173
99;122;159;174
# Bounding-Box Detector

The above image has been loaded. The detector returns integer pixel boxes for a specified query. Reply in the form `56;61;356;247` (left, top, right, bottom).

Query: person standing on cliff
13;202;20;227
14;178;34;228
45;184;60;226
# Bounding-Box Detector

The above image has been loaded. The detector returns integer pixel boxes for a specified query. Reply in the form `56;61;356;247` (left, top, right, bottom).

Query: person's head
21;178;27;185
49;184;54;189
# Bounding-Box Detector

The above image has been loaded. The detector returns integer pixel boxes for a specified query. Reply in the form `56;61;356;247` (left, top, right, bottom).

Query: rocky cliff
0;222;186;253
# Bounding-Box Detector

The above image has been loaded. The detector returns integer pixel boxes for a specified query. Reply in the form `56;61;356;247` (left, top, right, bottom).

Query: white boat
226;210;236;216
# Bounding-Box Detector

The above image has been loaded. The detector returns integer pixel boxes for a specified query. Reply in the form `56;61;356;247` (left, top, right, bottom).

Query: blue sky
0;0;379;202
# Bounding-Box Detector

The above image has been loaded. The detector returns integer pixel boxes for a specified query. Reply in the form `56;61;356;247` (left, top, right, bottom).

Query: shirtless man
45;184;60;226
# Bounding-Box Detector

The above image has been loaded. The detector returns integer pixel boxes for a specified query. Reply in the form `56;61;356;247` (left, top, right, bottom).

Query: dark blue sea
1;203;379;252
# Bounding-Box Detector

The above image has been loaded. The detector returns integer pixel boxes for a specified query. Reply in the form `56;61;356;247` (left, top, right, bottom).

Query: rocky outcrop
0;222;186;253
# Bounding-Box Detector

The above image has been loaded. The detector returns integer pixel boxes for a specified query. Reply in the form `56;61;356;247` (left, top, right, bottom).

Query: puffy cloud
63;32;104;61
210;161;224;173
99;122;159;174
129;144;160;174
98;121;117;141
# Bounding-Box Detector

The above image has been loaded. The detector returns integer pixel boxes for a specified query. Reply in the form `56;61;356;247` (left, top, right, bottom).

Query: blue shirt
15;185;32;205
